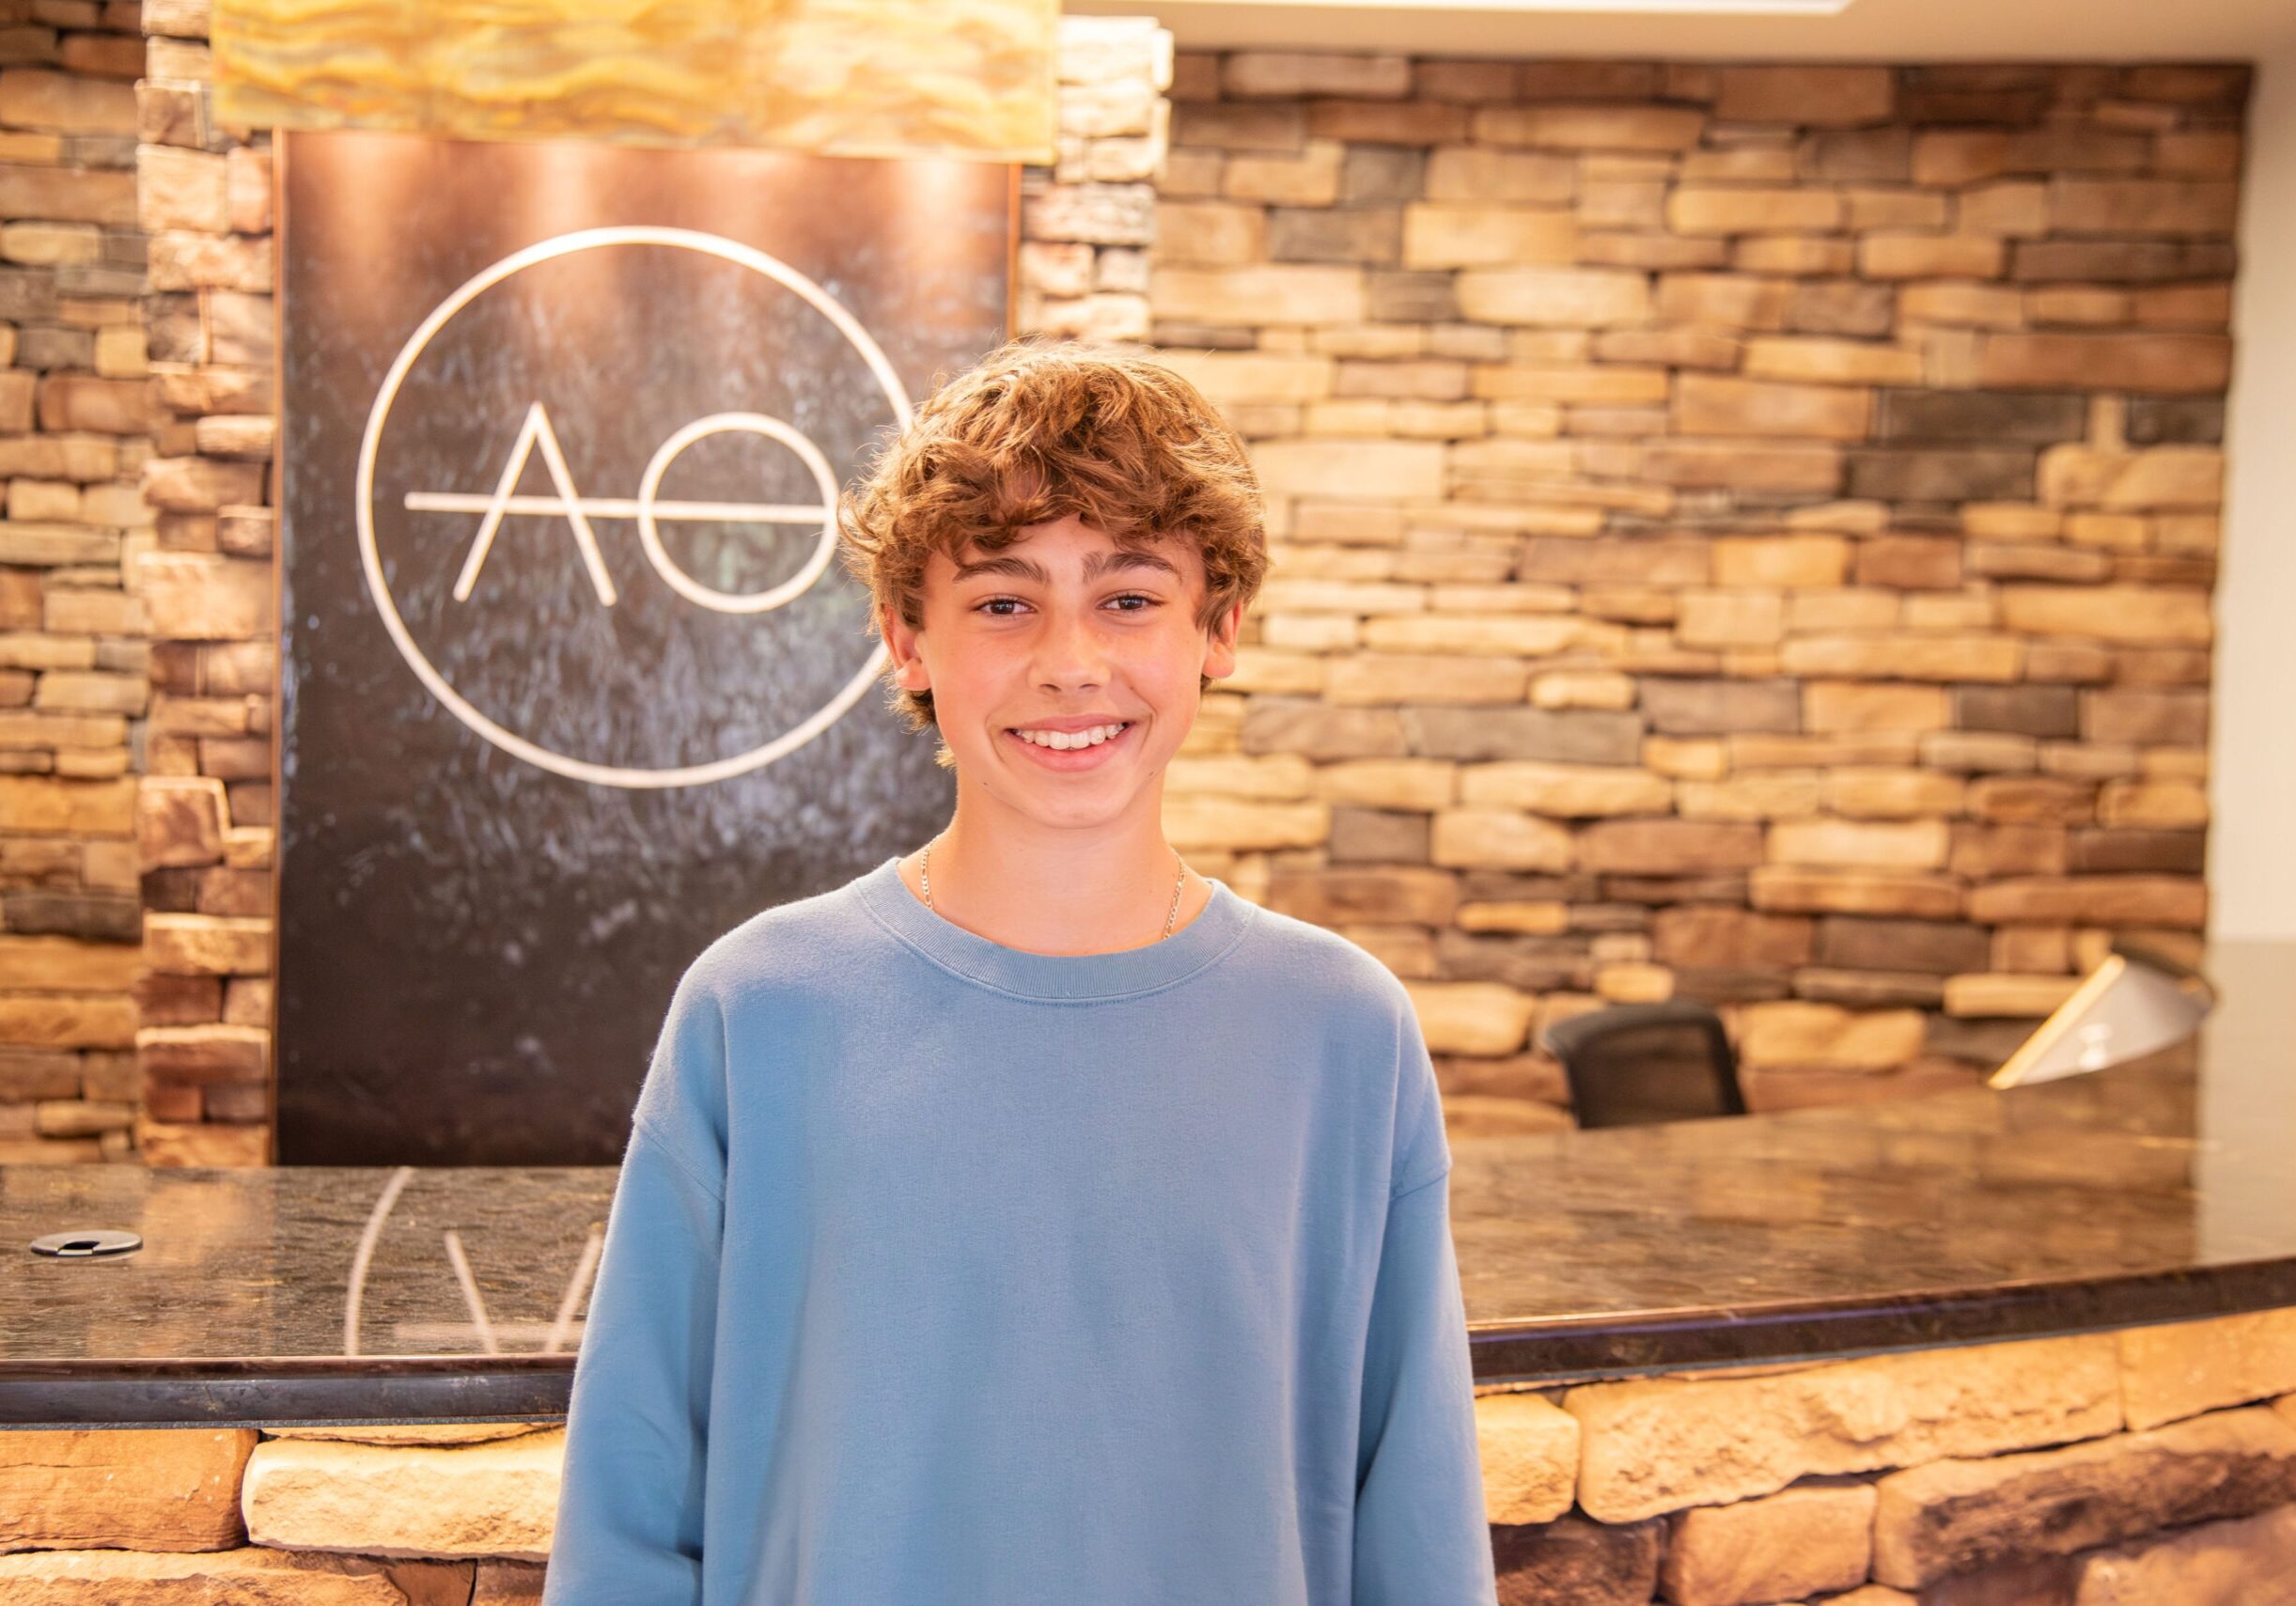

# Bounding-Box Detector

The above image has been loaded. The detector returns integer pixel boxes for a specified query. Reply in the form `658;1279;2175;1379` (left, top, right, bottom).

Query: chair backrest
1540;999;1748;1129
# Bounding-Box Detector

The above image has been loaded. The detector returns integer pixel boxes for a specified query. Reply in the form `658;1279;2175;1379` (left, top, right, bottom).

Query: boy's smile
1002;717;1141;771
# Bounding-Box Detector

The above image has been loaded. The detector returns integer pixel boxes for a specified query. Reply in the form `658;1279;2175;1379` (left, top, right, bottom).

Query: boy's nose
1035;609;1113;684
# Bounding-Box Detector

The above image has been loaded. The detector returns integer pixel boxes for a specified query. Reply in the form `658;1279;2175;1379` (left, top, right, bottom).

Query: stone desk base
1473;1304;2296;1605
7;1305;2295;1603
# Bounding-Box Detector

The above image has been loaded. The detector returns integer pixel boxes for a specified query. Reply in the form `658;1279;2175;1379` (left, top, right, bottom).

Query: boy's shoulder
1214;887;1416;1026
674;867;883;1005
684;866;872;968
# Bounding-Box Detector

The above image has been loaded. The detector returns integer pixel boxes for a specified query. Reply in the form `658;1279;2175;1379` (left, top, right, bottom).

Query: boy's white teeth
1014;722;1130;750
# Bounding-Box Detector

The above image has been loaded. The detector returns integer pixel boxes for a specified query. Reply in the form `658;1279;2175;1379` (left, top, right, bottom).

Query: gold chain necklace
920;833;1188;942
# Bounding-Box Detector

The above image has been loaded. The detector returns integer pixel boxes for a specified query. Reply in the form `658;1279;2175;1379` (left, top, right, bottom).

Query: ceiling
1062;0;2296;62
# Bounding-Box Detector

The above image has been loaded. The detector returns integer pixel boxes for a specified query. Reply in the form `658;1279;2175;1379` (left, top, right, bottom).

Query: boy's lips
1005;713;1133;732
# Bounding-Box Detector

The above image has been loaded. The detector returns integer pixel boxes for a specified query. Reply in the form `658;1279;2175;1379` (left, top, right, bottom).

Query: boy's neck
897;807;1210;957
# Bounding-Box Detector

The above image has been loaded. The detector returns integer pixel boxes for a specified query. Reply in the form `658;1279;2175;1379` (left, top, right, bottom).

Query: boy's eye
973;594;1160;616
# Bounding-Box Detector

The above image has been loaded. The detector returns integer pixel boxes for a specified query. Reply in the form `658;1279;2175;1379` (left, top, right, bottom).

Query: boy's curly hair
835;335;1268;757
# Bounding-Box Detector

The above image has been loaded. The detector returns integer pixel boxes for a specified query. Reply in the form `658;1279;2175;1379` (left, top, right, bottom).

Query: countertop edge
1465;1256;2296;1386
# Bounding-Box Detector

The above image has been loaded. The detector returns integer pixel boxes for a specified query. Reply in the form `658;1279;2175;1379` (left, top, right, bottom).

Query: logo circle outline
354;226;910;789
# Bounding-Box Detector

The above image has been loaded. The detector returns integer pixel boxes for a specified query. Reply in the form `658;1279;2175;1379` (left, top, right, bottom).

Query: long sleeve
1351;1166;1498;1605
542;965;729;1606
1353;984;1496;1605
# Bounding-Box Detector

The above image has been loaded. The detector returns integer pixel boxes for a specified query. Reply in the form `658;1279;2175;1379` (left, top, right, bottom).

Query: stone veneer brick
1150;53;2241;1130
1659;1479;1876;1605
1563;1331;2122;1521
2070;1501;2296;1603
1474;1387;1580;1522
0;1425;257;1549
2117;1306;2296;1431
1869;1405;2296;1586
1490;1512;1664;1606
241;1430;565;1559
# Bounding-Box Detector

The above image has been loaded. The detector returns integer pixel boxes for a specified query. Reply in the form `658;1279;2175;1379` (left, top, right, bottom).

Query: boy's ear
882;600;929;691
1203;598;1243;681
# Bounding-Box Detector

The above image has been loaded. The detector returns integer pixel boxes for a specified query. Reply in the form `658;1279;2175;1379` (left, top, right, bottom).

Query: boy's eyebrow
949;547;1183;585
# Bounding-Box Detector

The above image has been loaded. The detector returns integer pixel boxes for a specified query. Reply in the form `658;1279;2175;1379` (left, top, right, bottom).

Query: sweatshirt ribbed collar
851;853;1257;1003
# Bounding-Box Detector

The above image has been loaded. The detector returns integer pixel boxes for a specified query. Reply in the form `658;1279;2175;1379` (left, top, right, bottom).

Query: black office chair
1539;999;1748;1129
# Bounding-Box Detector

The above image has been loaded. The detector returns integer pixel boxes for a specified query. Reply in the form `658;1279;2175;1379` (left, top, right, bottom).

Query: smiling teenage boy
541;336;1498;1606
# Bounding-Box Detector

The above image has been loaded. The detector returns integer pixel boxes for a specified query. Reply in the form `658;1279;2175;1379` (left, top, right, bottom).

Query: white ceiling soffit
1063;0;2296;61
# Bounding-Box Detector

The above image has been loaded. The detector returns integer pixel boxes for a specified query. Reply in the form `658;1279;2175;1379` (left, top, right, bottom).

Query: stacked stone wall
1465;1307;2296;1602
1148;55;2242;1125
124;0;275;1166
0;0;152;1163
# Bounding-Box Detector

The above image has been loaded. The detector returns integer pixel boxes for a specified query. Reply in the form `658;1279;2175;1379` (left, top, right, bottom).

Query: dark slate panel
274;130;1002;1164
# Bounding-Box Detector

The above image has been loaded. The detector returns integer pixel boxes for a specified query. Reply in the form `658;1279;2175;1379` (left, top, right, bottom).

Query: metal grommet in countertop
29;1228;143;1257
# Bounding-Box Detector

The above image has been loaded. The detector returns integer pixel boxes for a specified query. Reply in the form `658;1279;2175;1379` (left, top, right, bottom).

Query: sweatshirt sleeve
1352;996;1498;1605
542;963;729;1606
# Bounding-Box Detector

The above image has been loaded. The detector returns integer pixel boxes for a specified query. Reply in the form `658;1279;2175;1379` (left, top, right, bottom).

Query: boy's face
882;513;1242;823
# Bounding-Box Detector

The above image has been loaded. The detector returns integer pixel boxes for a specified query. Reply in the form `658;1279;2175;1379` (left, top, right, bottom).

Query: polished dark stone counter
5;940;2291;1427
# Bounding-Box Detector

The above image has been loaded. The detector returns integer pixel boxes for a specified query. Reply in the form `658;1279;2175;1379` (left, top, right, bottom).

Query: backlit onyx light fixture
209;0;1060;162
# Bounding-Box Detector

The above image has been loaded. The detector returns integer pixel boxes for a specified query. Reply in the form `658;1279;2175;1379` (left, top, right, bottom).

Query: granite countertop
4;941;2291;1427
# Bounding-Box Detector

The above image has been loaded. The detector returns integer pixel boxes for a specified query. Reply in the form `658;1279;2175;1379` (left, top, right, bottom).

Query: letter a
452;400;619;606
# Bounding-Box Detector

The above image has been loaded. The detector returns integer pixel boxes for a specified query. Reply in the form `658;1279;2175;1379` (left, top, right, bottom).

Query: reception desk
6;941;2294;1601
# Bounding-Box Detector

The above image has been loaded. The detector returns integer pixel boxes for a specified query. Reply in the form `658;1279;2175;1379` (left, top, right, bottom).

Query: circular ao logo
355;226;911;789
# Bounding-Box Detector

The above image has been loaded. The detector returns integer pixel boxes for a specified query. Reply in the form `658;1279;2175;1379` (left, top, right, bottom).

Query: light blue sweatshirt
541;853;1497;1606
